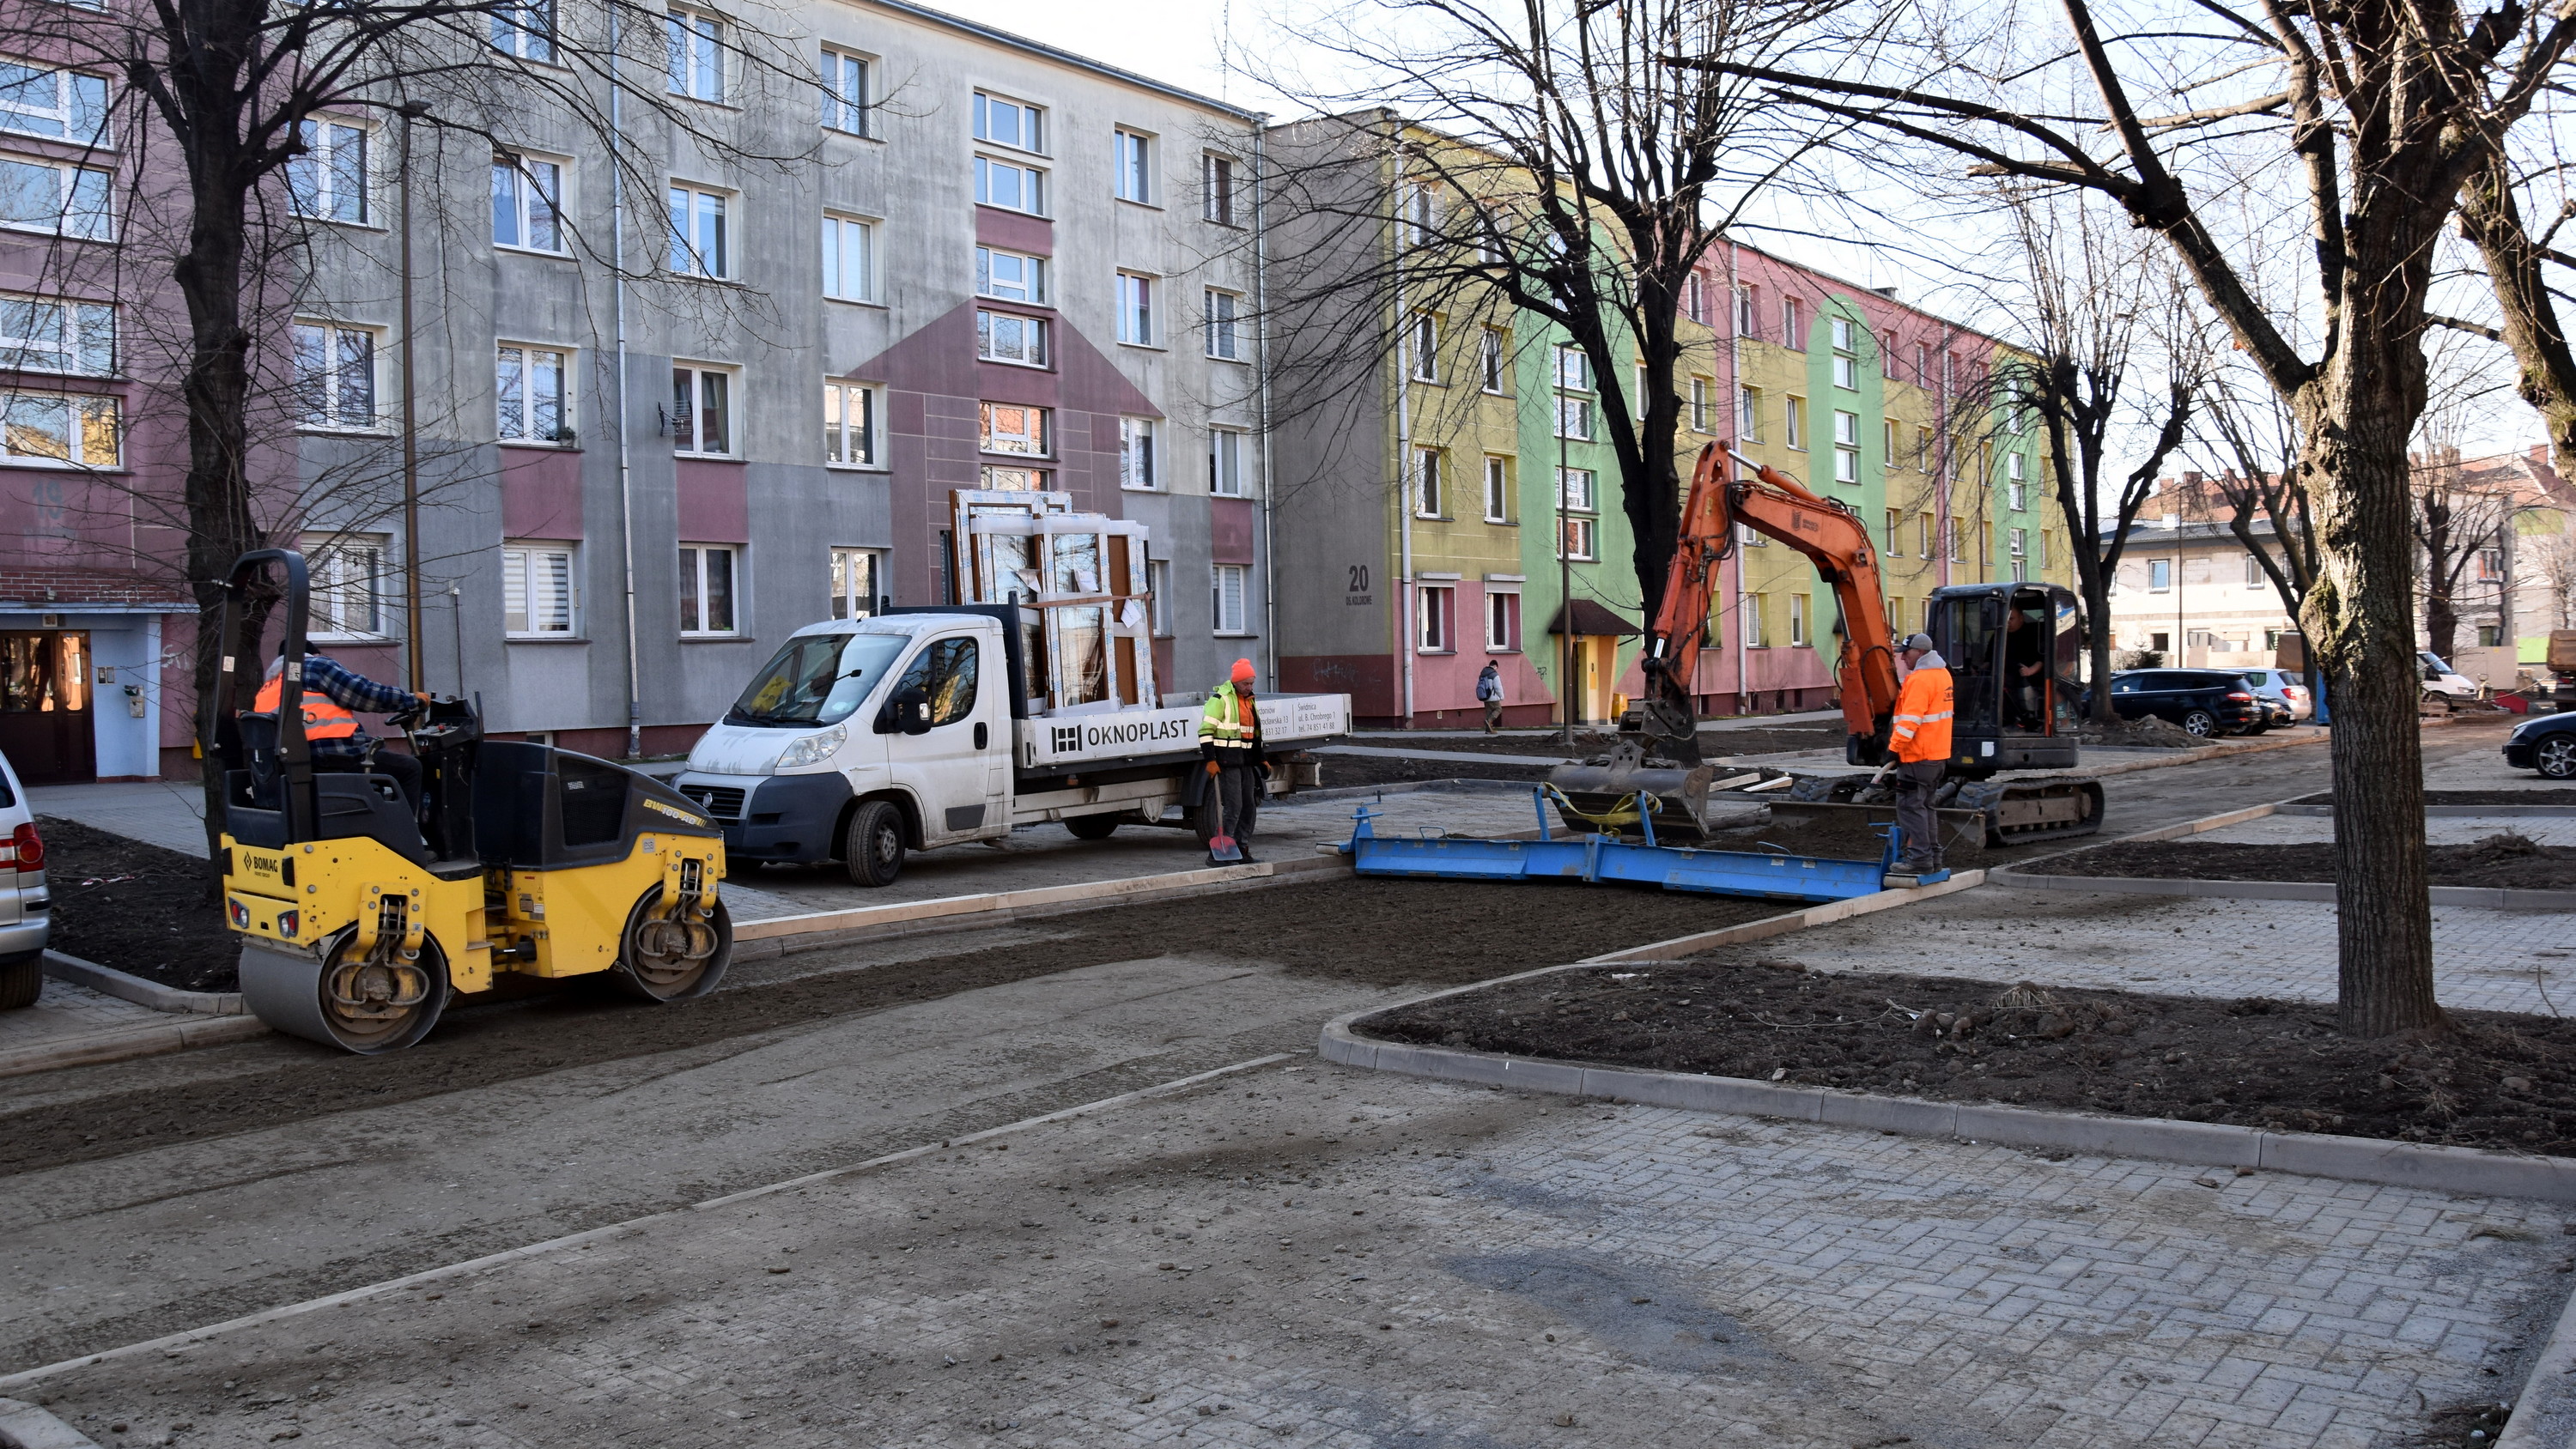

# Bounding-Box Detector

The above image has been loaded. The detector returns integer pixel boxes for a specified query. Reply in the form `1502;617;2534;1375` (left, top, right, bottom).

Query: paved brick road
38;1064;2564;1448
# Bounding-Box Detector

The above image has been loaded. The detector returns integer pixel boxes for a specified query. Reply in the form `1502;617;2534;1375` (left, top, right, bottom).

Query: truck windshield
726;633;910;726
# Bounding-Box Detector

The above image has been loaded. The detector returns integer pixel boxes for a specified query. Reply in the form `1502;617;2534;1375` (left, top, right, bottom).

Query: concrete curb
2275;803;2576;818
1319;1017;2576;1203
1994;870;2576;911
0;1398;100;1449
0;1014;270;1081
2500;1272;2576;1449
41;951;242;1016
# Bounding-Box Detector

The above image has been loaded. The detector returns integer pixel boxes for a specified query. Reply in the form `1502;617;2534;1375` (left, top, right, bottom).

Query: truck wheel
843;799;906;887
1065;815;1119;840
2179;709;2218;737
0;952;39;1009
2539;737;2576;779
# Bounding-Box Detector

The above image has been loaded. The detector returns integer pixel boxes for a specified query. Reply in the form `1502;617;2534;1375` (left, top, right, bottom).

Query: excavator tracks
1773;773;2105;849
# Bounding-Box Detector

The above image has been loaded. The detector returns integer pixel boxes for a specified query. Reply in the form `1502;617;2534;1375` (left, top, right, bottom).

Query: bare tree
2190;362;2321;703
1686;0;2576;1037
3;0;815;864
2412;452;2515;666
1983;184;2203;723
1257;0;1863;628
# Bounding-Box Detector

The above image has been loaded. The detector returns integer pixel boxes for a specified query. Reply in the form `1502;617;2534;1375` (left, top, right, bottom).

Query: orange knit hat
1230;658;1255;684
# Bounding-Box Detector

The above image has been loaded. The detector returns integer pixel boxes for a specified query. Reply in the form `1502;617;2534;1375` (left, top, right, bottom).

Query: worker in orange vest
255;651;434;813
1886;632;1953;873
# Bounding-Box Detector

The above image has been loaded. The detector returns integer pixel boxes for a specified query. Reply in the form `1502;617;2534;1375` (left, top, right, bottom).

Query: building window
2008;529;2028;581
293;322;379;431
1202;152;1236;224
1884;508;1900;555
1881;330;1899;377
823;214;876;301
304;534;387;638
1205;288;1242;361
491;155;563;252
1483;456;1510;523
1554;394;1592;441
502;542;577;636
0;388;117;467
1212;563;1248;635
1917;512;1935;559
1552;344;1592;391
1113;128;1152;203
820;48;869;134
1782;297;1805;349
1685;273;1708;324
1882;418;1897;466
975;155;1046;214
488;0;555;57
830;547;880;620
1146;556;1173;634
2149;558;2172;592
977;309;1048;367
0;64;107;143
974;92;1044;152
1947;517;1965;562
823;380;877;467
1413;447;1443;518
665;6;725;100
1735;285;1758;339
1736;385;1759;440
496;344;570;443
285;119;372;224
1830;316;1857;388
669;363;732;455
0;294;113;376
975;246;1046;304
1916;426;1934;471
1832;409;1859;484
1689;377;1712;432
1409;314;1438;381
2246;553;2265;589
1480;328;1507;393
1783;395;1806;449
980;464;1048;491
1120;417;1157;489
1557;465;1596;514
1789;591;1808;646
1485;591;1520;652
678;544;738;636
1115;272;1154;346
1401;180;1437;246
980;402;1049;457
667;182;730;276
1560;518;1598;560
1416;584;1453;652
2006;452;2026;510
1743;592;1765;648
1915;343;1931;385
1208;427;1246;496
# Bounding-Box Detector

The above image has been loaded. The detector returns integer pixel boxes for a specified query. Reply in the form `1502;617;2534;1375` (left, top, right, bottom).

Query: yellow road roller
213;549;732;1052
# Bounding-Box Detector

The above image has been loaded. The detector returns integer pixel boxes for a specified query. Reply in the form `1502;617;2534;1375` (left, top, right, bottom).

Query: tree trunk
2081;575;2116;724
2298;355;2445;1038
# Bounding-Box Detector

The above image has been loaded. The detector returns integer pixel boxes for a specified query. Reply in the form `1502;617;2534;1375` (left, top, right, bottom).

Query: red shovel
1206;761;1244;864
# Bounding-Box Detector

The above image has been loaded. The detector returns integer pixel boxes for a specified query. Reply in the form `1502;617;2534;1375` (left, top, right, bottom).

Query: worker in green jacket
1199;658;1267;864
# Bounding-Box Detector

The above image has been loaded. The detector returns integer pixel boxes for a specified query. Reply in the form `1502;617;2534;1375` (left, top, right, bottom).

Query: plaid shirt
286;654;415;761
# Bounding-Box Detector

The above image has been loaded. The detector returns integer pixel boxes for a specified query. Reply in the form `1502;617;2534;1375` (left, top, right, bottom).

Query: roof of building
1546;598;1640;636
858;0;1264;122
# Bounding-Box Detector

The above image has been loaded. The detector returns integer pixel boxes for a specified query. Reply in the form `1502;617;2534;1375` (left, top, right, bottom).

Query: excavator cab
1923;582;2083;775
213;549;733;1053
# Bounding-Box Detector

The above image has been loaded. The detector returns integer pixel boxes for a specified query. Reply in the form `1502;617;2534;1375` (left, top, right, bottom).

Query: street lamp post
397;99;432;693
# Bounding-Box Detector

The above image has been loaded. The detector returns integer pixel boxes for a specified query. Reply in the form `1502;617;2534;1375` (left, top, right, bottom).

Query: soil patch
2071;716;2203;749
2290;789;2576;808
1358;955;2576;1152
0;873;1783;1179
1318;755;1554;791
2039;834;2576;890
37;817;235;991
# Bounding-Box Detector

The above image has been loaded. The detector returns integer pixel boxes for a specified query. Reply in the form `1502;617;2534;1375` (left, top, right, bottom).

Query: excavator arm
1701;442;1905;756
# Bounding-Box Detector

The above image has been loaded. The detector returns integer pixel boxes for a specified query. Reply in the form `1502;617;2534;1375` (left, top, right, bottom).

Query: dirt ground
1318;755;1554;791
1354;721;1847;760
1358;953;2576;1152
35;817;236;991
2290;789;2576;807
0;874;1783;1182
2041;834;2576;889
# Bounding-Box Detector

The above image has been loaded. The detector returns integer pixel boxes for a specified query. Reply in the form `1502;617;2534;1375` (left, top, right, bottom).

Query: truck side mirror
877;685;933;735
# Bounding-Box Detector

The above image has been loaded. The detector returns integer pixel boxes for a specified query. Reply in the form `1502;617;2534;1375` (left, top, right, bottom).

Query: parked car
2504;711;2576;779
2420;650;2482;702
2105;670;2269;737
0;749;47;1009
2239;668;2315;720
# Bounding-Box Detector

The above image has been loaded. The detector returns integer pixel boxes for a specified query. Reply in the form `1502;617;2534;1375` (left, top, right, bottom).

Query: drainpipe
1390;127;1415;728
1253;117;1278;691
1728;237;1746;714
1936;330;1953;591
609;3;643;760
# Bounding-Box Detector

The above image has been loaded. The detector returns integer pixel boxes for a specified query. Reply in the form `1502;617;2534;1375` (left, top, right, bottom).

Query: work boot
1893;854;1939;876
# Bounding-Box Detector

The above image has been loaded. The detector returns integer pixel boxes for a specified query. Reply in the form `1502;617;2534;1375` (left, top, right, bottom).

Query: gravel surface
1359;954;2576;1151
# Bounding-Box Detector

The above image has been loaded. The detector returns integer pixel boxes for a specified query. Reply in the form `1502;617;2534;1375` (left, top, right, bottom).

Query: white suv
0;749;50;1008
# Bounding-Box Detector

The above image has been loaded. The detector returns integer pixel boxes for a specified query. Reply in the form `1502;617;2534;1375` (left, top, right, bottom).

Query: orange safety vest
1889;664;1953;763
254;664;361;740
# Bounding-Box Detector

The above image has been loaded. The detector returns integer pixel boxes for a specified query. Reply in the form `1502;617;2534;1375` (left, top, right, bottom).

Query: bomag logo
641;797;706;828
242;852;282;877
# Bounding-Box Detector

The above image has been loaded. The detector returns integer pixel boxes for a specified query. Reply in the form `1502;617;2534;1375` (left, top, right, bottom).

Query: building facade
0;0;1273;784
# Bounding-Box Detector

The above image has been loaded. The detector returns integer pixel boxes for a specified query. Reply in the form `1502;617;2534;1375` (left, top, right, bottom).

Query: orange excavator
1546;442;2104;849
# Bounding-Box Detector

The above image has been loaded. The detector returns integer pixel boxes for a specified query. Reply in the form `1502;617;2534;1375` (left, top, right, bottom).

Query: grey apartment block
288;0;1271;755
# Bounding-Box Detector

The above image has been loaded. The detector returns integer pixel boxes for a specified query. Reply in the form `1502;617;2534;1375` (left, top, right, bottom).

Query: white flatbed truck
675;605;1352;884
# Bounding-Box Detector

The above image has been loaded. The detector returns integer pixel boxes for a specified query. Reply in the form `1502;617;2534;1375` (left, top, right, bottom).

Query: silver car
2238;668;2315;721
0;749;50;1009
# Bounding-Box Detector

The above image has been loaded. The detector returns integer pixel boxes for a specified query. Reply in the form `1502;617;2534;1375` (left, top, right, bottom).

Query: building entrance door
0;632;94;784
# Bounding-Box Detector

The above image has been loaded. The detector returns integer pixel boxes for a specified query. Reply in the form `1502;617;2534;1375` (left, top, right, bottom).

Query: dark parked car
2105;670;2268;737
2504;712;2576;779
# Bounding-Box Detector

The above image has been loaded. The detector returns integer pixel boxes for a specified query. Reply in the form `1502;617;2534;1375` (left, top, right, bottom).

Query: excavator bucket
1542;759;1796;842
